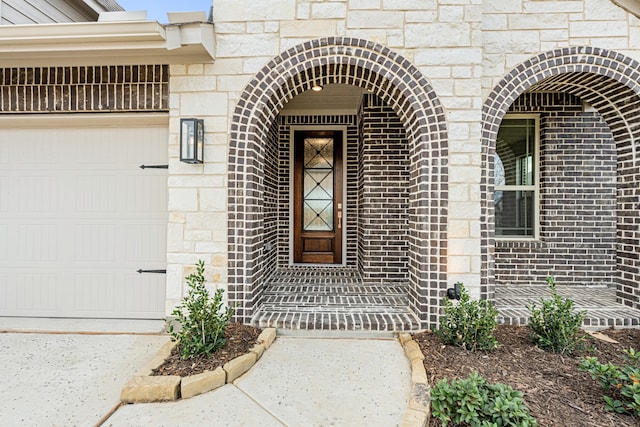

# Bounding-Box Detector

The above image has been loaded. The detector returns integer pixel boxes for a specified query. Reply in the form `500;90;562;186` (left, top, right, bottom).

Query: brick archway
482;46;640;309
228;37;448;328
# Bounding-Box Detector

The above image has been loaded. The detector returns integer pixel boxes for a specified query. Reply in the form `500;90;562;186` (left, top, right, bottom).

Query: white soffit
0;20;215;66
611;0;640;18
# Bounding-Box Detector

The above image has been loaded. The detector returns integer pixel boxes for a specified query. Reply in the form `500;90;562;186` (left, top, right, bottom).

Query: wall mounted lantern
447;282;462;300
180;118;204;164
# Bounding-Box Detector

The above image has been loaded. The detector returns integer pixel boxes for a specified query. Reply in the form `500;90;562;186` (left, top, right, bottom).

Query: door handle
337;203;342;230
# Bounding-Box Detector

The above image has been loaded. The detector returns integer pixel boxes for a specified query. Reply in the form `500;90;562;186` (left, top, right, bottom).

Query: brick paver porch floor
495;285;640;329
250;268;421;331
251;269;640;331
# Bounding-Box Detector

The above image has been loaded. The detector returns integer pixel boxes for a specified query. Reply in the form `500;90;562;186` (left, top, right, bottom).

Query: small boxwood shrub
436;283;498;351
167;260;234;359
431;371;538;427
527;276;586;355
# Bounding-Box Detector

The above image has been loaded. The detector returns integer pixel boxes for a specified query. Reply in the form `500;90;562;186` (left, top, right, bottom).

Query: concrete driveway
0;319;167;427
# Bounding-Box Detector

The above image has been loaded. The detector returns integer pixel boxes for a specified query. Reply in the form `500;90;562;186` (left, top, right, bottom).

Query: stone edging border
399;332;431;427
120;328;277;403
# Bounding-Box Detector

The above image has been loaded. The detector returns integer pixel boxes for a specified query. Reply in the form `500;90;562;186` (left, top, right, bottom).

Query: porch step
495;286;640;329
259;293;412;313
263;284;409;296
252;269;421;331
263;267;364;284
251;309;421;331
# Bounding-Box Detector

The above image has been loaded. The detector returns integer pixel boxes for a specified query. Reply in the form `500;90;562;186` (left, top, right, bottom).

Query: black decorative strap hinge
139;164;168;169
137;269;167;274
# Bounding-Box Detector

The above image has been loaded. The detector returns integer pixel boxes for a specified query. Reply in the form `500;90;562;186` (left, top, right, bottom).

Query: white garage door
0;115;168;319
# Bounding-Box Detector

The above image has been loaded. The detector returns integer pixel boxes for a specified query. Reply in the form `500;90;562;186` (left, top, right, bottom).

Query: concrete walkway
0;319;412;427
109;335;411;426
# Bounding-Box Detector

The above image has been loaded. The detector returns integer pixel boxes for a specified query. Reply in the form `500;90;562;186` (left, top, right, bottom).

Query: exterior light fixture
447;282;462;300
311;84;323;92
180;118;204;164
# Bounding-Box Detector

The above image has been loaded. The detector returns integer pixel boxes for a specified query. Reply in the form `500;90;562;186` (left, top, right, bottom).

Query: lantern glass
180;118;204;164
196;119;204;162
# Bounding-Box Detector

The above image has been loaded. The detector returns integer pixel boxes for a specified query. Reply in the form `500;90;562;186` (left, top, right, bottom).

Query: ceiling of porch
280;83;365;115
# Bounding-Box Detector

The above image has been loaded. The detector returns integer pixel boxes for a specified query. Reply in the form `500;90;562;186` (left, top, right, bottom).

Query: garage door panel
75;224;117;262
0;130;61;168
16;176;59;213
19;130;62;165
0;176;8;213
122;274;165;315
0;138;7;164
0;122;167;319
73;274;117;314
0;225;6;261
71;272;165;317
75;176;117;212
17;224;58;261
125;175;167;212
125;223;167;262
0;274;6;310
127;128;168;163
71;132;119;166
14;273;59;313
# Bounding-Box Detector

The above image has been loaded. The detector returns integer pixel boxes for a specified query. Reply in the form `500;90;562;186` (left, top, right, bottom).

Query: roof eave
77;0;125;14
612;0;640;18
0;20;215;67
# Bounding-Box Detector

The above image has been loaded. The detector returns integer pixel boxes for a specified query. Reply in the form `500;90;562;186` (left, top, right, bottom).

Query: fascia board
0;21;215;66
0;21;166;44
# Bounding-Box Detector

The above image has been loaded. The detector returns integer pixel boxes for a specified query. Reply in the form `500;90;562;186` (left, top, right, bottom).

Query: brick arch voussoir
483;47;640;146
238;40;450;224
233;41;446;149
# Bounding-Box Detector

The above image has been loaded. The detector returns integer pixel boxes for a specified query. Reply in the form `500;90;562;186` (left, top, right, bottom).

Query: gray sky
116;0;213;23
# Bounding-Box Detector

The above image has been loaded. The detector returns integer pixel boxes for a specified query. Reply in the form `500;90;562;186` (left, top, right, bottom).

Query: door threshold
290;263;346;268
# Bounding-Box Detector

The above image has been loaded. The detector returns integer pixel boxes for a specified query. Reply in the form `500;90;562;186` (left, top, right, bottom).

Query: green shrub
167;260;234;359
436;283;498;351
526;276;586;354
579;347;640;416
430;371;538;427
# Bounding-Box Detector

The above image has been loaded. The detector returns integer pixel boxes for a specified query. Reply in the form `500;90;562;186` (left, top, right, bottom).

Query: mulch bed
413;325;640;427
151;322;262;377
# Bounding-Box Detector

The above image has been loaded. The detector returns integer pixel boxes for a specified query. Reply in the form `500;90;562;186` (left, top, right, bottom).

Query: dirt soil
413;325;640;427
152;322;262;377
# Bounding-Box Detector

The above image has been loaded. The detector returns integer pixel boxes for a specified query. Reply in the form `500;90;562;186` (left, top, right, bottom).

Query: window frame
494;113;540;241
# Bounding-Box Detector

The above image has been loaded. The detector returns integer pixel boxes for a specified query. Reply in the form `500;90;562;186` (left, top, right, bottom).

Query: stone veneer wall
358;94;410;284
494;93;617;286
165;0;640;318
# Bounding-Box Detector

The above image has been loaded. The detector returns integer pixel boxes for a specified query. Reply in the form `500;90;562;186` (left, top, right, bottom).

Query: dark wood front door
293;130;343;264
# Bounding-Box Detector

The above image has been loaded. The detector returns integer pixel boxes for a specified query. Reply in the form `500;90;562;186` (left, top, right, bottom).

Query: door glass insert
303;138;334;231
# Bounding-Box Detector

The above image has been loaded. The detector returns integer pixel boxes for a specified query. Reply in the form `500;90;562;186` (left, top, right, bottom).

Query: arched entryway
227;37;448;330
482;47;640;324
